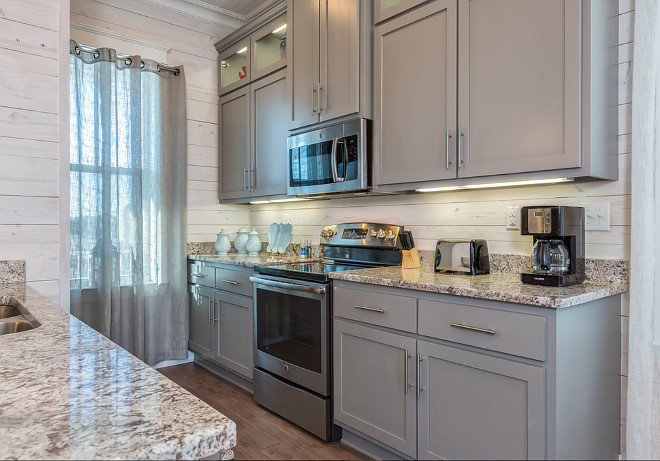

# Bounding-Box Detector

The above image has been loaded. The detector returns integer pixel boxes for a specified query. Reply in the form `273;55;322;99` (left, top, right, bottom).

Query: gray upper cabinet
334;319;417;458
219;37;251;96
288;0;372;130
373;0;457;186
418;340;545;460
457;0;581;178
219;86;251;201
374;0;429;24
219;70;288;202
373;0;618;190
251;69;288;198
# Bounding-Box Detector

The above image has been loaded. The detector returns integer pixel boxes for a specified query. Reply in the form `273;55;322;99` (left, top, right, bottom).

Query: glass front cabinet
219;13;287;95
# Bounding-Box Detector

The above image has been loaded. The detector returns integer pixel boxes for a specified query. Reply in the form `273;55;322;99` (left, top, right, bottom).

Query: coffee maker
521;206;585;286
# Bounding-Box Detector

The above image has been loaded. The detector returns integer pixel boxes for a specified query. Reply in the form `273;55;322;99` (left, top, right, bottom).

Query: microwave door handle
339;139;348;182
331;137;339;182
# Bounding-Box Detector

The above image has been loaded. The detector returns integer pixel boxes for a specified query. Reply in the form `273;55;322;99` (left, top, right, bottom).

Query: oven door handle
249;276;326;295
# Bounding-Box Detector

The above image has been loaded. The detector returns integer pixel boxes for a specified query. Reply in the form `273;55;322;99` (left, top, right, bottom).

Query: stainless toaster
434;239;490;275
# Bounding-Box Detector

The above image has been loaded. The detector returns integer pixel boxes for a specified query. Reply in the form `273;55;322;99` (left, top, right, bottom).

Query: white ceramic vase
234;227;249;254
246;228;262;255
214;229;231;255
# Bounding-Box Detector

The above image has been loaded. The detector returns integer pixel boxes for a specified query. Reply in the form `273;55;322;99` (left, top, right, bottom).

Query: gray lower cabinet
418;340;545;460
188;260;254;381
188;285;214;358
334;319;417;457
214;291;254;379
333;280;621;459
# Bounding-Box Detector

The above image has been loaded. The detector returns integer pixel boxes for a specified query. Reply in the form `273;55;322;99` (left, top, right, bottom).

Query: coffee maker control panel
527;208;553;234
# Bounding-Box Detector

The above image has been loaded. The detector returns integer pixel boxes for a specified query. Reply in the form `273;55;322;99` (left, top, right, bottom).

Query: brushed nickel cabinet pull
212;300;218;324
312;83;318;113
451;323;496;335
417;353;424;399
318;84;325;111
446;130;453;170
208;297;212;324
354;305;385;313
191;273;206;278
243;168;249;190
457;129;463;168
221;279;239;285
404;350;413;395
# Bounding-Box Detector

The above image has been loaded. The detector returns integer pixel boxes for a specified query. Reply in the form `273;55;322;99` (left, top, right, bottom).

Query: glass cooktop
254;261;369;283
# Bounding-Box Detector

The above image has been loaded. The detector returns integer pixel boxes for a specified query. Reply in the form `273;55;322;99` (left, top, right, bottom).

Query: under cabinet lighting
236;47;248;54
272;24;287;34
463;178;573;189
249;198;310;204
416;178;573;193
415;186;462;193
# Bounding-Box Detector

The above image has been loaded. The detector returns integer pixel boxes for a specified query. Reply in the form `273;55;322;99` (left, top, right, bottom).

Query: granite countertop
0;283;236;460
329;266;628;309
188;252;321;267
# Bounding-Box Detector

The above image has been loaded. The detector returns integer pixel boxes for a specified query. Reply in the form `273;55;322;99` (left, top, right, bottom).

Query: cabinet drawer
215;267;253;297
418;299;547;361
334;286;416;333
188;262;216;287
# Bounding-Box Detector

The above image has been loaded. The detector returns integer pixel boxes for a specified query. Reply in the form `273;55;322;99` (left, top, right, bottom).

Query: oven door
250;275;330;396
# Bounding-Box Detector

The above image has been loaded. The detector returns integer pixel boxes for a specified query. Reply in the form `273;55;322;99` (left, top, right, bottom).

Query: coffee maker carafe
521;206;585;286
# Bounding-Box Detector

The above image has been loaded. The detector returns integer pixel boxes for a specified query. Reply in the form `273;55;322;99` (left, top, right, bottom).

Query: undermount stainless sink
0;320;34;335
0;305;21;319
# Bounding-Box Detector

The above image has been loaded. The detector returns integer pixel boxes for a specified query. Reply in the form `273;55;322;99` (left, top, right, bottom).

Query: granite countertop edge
328;268;628;309
188;253;321;267
0;282;236;460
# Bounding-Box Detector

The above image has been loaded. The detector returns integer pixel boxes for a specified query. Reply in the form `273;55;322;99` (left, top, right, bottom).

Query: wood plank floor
159;363;367;460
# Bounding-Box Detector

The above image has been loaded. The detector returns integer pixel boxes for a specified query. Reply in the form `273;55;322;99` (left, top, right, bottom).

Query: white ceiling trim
183;0;279;21
133;0;243;30
71;21;173;52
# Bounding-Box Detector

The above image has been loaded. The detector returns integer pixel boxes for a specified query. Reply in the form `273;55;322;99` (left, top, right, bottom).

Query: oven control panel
320;223;403;248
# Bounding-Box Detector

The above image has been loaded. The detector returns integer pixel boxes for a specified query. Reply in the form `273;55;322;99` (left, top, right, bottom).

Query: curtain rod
73;44;181;76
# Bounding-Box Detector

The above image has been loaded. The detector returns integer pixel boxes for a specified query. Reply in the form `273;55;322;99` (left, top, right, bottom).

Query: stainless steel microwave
287;118;370;196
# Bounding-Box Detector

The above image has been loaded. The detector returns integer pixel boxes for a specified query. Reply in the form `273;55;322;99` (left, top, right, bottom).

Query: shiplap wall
0;0;68;305
69;0;250;245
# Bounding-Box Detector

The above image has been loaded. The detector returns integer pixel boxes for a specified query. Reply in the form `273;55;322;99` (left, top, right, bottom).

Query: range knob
326;229;334;238
386;230;396;240
377;229;386;239
371;230;378;237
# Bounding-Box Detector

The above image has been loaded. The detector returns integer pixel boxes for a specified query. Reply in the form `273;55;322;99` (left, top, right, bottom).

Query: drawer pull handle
191;273;206;278
221;279;239;285
404;350;412;395
354;305;385;313
451;323;496;335
417;353;424;399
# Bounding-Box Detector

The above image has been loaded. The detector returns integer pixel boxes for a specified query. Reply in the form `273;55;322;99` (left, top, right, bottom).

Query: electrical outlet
506;206;521;230
582;202;610;231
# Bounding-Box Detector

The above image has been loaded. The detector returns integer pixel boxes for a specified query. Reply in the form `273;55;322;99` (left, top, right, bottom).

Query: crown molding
70;21;172;52
133;0;244;30
183;0;281;21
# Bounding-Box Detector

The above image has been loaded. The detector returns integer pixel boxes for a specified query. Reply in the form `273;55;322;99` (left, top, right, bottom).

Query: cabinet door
215;292;254;380
374;0;429;24
251;13;287;82
288;0;321;129
251;69;288;197
373;1;458;186
219;38;251;96
320;0;360;121
418;340;546;460
219;86;251;200
188;286;214;358
457;0;581;178
334;319;417;458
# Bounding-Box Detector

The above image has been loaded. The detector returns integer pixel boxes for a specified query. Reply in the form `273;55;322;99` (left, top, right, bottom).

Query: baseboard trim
338;427;409;460
152;350;194;369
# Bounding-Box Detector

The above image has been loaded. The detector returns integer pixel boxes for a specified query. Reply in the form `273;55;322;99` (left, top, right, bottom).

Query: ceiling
182;0;280;21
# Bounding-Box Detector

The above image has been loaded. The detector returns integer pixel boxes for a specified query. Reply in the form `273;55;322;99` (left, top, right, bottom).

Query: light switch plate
506;206;521;230
582;202;610;231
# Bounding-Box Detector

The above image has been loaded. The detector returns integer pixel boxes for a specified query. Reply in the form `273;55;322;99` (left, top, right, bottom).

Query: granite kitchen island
0;281;236;460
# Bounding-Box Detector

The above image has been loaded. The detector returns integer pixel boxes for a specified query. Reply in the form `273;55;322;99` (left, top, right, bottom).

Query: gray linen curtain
69;40;188;366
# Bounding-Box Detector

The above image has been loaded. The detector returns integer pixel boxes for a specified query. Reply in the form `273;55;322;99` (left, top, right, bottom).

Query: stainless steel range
249;223;409;441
